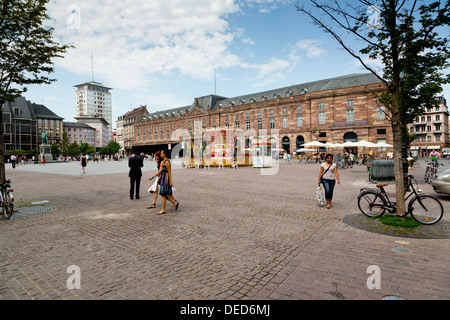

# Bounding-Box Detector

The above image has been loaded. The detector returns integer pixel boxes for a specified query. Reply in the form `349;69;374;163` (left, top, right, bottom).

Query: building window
270;110;274;116
257;120;262;130
283;108;287;115
377;129;387;135
319;111;326;124
246;121;250;130
270;118;275;129
297;115;303;127
346;109;354;123
377;106;386;120
258;112;261;118
436;134;441;141
235;122;240;128
319;103;325;109
297;106;302;113
246;113;250;120
377;139;387;151
225;116;229;122
283;117;288;128
235;114;239;121
347;100;354;107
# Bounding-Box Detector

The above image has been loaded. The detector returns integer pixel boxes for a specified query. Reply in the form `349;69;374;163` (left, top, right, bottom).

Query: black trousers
129;176;141;197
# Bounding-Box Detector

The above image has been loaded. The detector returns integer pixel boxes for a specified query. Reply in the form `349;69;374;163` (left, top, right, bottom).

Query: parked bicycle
335;156;353;169
1;179;14;219
424;161;444;183
357;174;444;225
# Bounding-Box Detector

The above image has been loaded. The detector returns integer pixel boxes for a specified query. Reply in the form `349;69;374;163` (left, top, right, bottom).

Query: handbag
159;184;173;196
148;179;158;194
316;185;325;206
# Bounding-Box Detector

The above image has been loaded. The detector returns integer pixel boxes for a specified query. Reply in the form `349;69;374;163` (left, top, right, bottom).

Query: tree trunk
391;99;407;216
0;107;5;184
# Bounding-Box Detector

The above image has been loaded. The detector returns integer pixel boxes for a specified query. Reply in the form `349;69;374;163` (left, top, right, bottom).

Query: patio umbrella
304;141;326;147
323;142;338;148
341;141;359;147
354;140;378;147
375;142;393;148
296;148;317;152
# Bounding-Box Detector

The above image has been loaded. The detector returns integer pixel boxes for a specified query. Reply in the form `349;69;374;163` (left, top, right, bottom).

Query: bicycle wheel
3;192;13;219
409;195;443;225
425;170;432;183
358;190;387;218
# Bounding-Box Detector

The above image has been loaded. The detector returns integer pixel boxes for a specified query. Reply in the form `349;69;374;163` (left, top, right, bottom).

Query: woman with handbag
149;150;179;215
147;151;162;209
317;153;340;209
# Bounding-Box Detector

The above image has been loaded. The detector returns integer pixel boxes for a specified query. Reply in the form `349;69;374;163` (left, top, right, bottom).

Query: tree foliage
0;0;71;181
98;140;121;155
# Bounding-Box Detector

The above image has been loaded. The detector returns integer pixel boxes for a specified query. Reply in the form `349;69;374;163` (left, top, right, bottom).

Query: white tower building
74;81;112;142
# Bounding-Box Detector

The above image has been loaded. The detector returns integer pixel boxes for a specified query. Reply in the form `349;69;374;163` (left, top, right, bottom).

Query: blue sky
23;0;450;127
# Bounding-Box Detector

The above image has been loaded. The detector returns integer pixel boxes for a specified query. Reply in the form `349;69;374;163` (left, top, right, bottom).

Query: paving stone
0;159;448;300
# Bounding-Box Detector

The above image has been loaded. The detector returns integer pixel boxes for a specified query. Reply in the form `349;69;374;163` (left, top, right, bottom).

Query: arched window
296;135;305;150
344;132;358;142
282;136;290;154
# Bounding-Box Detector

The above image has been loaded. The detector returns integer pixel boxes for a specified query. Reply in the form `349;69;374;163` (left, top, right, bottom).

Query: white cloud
292;39;326;58
45;0;315;105
47;0;241;91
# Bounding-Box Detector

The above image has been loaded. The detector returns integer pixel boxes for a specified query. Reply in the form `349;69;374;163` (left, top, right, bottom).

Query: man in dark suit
128;152;144;199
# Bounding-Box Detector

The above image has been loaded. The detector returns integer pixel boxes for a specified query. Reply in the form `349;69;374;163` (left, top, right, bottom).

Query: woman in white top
317;153;340;209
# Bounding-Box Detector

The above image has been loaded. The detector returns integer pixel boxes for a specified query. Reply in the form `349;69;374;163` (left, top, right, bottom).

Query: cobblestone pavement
0;159;448;300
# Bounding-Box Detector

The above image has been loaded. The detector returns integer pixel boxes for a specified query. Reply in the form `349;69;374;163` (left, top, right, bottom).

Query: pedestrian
147;151;161;209
154;149;179;215
430;149;439;165
80;154;87;174
317;153;340;209
10;155;16;169
128;152;144;200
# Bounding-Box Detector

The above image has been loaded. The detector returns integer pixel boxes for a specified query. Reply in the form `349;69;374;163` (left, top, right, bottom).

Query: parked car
442;148;450;158
431;168;450;195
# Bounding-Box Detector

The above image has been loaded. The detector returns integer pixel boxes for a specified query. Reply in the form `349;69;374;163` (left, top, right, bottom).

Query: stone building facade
132;73;393;156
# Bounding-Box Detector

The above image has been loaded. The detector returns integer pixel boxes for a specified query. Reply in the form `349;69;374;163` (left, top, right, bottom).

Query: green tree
67;142;79;157
99;140;121;155
296;0;450;216
0;0;71;182
50;143;60;158
60;131;70;156
106;140;121;154
79;142;95;155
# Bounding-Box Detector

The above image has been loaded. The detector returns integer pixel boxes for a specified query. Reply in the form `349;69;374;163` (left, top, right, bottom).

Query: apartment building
409;97;449;154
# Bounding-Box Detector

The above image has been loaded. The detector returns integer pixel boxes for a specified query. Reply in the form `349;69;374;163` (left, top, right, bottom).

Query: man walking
430;149;440;165
128;152;144;199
